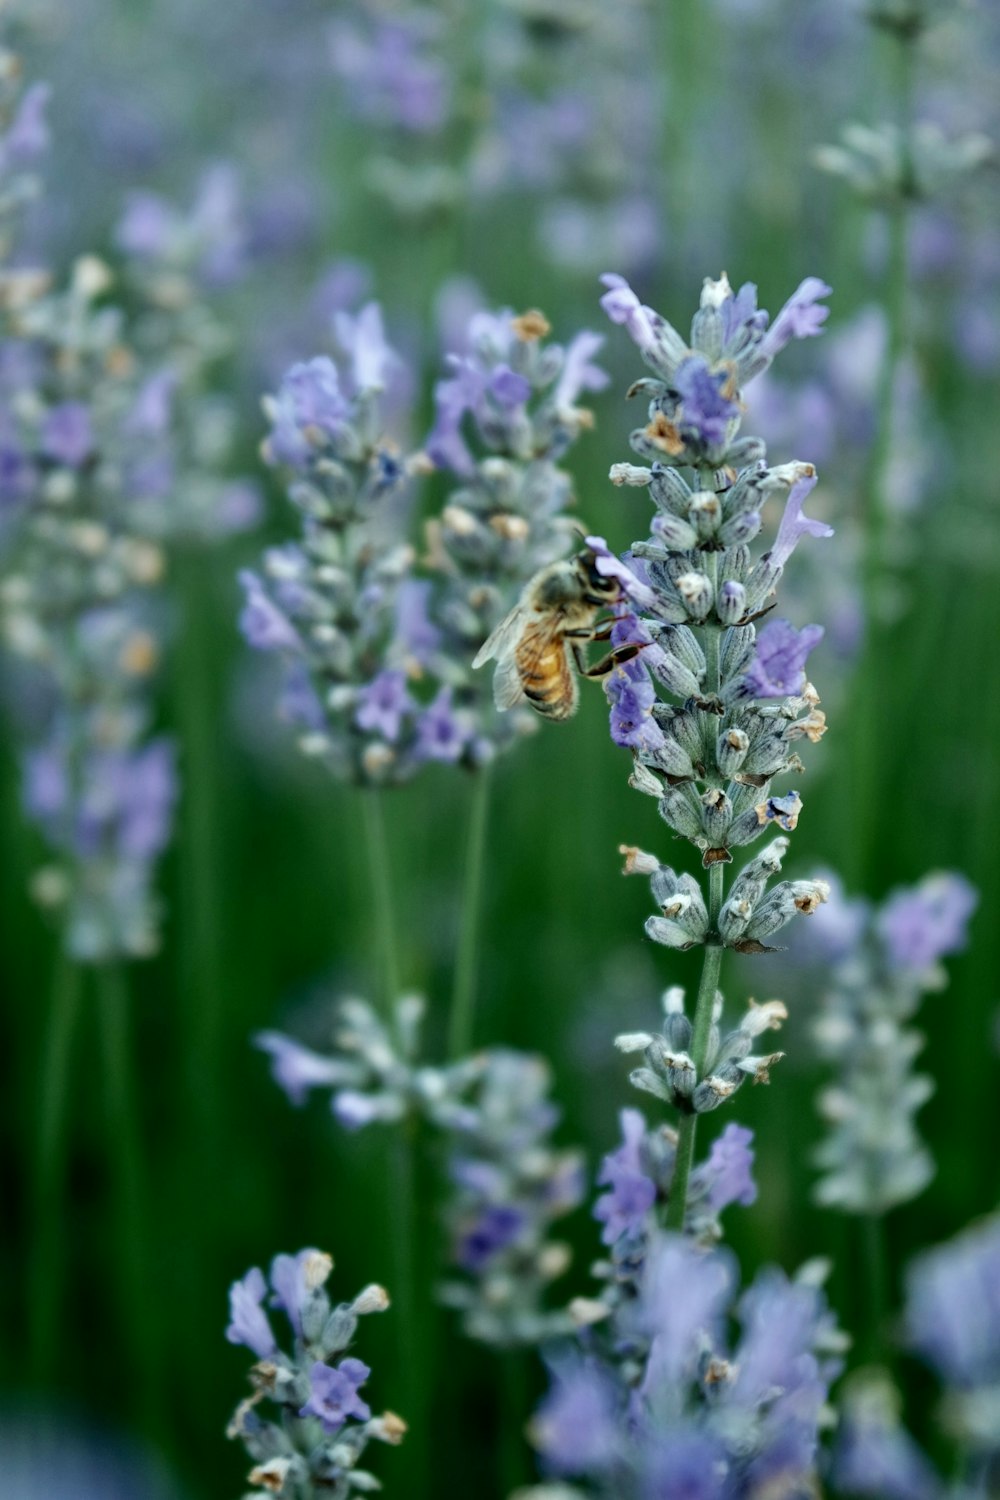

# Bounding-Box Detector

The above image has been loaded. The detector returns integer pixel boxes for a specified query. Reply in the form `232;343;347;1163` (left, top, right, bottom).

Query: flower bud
716;727;749;775
716;579;747;625
689;491;722;542
675;571;714;621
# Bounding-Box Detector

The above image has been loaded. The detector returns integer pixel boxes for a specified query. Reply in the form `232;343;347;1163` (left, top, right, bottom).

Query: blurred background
1;0;998;1495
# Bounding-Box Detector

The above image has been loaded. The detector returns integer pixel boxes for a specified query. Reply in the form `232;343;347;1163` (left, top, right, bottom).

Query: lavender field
2;1;999;1497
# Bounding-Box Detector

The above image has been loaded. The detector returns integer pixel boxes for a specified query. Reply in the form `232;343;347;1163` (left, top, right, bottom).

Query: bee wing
472;603;528;670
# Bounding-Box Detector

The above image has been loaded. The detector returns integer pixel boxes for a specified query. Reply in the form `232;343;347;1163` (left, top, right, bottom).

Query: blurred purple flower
906;1215;1000;1388
639;1236;733;1390
760;277;832;357
225;1267;277;1359
876;872;977;974
354;669;414;742
414;686;468;762
4;81;51;165
585;536;658;610
743;618;823;698
457;1204;525;1271
594;1107;656;1245
270;1248;322;1338
553;330;609;410
533;1363;618;1475
238;571;301;652
42;402;94;468
127;371;177;437
696;1123;757;1212
266;357;350;469
116;191;175;259
334;302;398;393
641;1428;728;1500
833;1399;941;1500
300;1358;371;1431
599;272;657;353
255;1031;347;1106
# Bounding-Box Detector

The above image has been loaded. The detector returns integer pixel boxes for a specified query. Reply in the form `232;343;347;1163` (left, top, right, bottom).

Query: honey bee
472;547;641;720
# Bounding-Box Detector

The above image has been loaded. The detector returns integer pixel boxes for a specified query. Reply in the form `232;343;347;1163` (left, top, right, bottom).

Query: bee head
577;549;623;606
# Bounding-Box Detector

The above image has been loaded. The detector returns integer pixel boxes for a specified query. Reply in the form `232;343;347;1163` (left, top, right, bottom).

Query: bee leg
574;642;645;679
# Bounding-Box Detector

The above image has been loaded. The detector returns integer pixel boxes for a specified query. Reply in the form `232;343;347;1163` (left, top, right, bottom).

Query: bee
472;547;642;720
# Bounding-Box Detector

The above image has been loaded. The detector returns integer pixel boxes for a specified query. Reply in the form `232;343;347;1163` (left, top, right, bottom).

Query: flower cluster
591;271;832;1148
0;48;181;960
256;994;585;1347
593;1104;757;1265
238;309;448;785
905;1213;1000;1461
806;870;976;1213
225;1248;405;1497
524;1231;845;1500
424;305;608;760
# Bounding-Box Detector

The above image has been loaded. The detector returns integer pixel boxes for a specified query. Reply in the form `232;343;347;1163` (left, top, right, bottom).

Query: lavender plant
257;996;586;1349
570;269;834;1231
524;1230;846;1500
808;870;976;1215
225;1248;406;1497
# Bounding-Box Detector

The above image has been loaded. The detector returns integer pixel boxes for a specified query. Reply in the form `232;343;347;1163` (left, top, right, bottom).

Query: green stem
96;961;157;1434
665;863;725;1232
360;788;401;1017
29;951;84;1381
862;1210;890;1365
175;551;225;1120
448;765;493;1059
500;1346;530;1494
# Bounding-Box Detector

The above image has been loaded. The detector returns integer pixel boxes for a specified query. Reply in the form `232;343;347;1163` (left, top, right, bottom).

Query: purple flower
675;355;740;447
266;357;350;468
594;1107;656;1245
270;1248;324;1338
742;618;823;698
876;872;977;974
42;403;95;468
584;536;658;610
116;190;176;259
553;330;608;410
334;302;397;393
332;1089;386;1129
906;1215;1000;1388
255;1031;347;1106
299;1358;371;1432
216;481;264;534
127;371;177;437
638;1236;733;1391
395;580;441;665
641;1428;728;1500
414;687;469;763
238;571;301;652
533;1363;618;1475
226;1267;278;1359
695;1123;757;1212
599;272;657;353
605;657;664;752
767;471;833;570
833;1397;941;1500
116;740;177;860
760;277;832;358
354;669;414;742
0;431;33;504
426;362;481;477
720;281;767;347
489;364;531;408
732;1268;825;1408
4;82;51;165
457;1205;525;1271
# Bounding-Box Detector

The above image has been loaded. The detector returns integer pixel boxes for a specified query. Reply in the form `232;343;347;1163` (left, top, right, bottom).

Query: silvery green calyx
615;985;788;1117
424;306;608;760
239;310;449;785
256;995;585;1348
592;271;833;1227
225;1248;405;1499
807;871;976;1214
